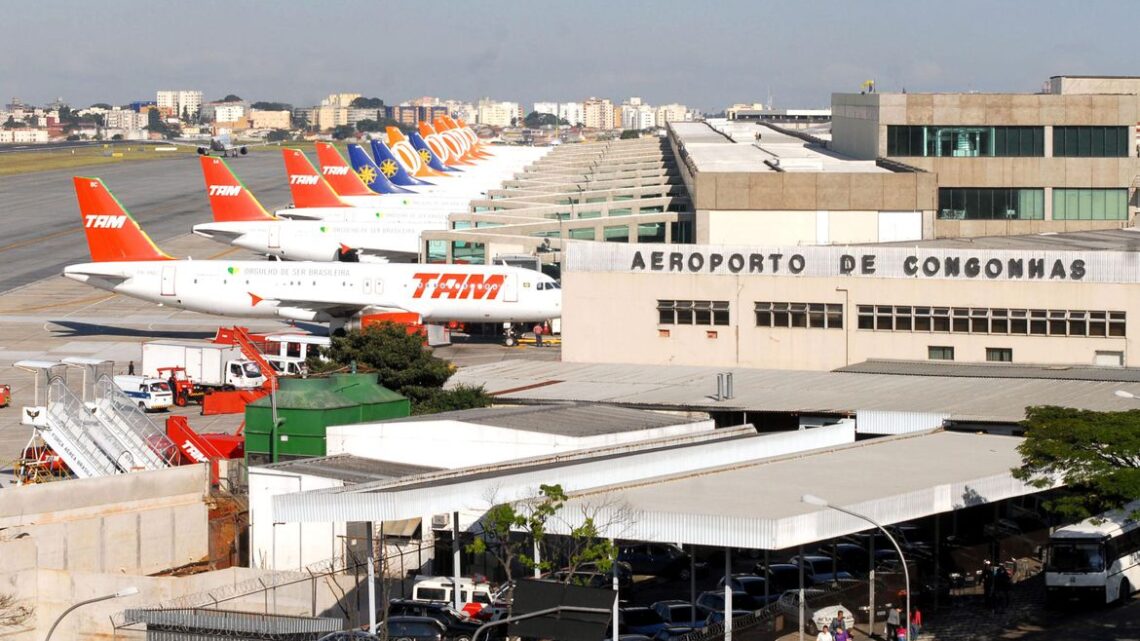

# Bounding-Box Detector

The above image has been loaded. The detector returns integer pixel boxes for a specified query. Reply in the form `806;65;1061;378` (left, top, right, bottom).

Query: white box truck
141;341;265;391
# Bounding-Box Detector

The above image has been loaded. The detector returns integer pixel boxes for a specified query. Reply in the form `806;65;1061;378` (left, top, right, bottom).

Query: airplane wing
255;294;407;319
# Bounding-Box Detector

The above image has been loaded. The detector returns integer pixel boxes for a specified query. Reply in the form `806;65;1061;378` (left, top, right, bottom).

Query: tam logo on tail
322;166;349;176
208;185;242;197
289;175;320;185
84;215;127;229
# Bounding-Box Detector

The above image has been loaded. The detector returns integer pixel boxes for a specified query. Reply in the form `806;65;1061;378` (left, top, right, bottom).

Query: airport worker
533;322;544;347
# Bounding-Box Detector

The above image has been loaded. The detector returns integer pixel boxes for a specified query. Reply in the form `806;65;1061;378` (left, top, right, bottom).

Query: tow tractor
158;366;203;407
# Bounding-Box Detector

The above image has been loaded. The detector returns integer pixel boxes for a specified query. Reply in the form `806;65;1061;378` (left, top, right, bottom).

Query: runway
0;151;291;292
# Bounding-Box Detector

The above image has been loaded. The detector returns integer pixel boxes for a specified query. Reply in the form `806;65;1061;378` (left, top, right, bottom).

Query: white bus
1045;500;1140;607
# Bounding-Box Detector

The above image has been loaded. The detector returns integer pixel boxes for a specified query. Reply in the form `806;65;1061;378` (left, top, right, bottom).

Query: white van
411;576;493;618
263;354;308;378
112;375;174;412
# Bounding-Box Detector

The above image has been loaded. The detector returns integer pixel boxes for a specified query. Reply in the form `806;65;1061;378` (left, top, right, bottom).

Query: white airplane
192;156;434;262
171;133;274;158
64;177;562;334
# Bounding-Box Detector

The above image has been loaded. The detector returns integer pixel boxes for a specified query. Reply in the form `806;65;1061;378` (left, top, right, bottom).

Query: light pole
44;586;138;641
802;494;910;641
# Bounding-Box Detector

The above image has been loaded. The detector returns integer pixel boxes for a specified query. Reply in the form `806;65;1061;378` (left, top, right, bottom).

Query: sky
2;0;1135;113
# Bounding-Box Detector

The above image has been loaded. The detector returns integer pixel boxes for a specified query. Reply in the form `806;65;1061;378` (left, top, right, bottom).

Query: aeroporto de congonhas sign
565;243;1140;284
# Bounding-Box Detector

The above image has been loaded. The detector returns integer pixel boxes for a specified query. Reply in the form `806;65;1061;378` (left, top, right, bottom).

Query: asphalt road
0;151;295;292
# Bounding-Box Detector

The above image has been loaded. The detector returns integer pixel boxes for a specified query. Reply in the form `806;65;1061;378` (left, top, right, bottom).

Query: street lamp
44;586;139;641
802;494;910;641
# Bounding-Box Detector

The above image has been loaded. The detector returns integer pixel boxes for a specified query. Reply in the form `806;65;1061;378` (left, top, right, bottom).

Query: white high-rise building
583;98;614;129
558;102;584;127
621;104;657;130
533;102;558;116
156;90;203;120
476;99;519;128
655;103;691;124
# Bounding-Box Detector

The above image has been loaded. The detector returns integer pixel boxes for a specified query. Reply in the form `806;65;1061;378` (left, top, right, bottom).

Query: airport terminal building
561;235;1140;370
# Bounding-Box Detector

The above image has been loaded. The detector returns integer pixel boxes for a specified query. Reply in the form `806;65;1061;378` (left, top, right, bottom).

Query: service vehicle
111;375;174;412
263;354;308;378
775;589;854;635
142;341;264;391
410;576;493;619
1045;499;1140;606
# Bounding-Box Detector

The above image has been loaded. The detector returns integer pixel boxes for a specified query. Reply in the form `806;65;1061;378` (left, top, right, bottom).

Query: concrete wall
562;268;1138;371
0;465;210;576
707;209;924;245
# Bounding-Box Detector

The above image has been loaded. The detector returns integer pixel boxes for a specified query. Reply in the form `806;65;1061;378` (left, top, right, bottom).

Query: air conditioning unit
431;514;450;530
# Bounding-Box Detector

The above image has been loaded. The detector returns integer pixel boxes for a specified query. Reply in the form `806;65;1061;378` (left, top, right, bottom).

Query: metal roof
875;228;1140;253
838;359;1140;383
379;402;704;436
445;360;1140;423
259;454;441;484
671;120;886;175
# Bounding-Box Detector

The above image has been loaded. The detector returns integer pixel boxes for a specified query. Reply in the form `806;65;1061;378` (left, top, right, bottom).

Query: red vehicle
0;383;9;407
157;367;202;406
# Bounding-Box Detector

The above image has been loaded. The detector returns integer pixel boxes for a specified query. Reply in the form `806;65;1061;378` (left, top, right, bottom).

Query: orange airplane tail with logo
454;118;491;157
386;127;448;178
73;176;174;262
432;117;476;165
314;142;377;196
199;156;275;222
282;148;348;208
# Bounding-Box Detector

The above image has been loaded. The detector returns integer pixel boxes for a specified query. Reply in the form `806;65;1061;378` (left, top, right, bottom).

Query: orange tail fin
282;148;347;208
199;156;274;222
314;142;374;197
73;177;173;262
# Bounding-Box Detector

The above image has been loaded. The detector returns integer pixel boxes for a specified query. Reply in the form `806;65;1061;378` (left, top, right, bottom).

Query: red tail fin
73;177;173;262
314;142;374;197
199;156;273;222
282;148;347;208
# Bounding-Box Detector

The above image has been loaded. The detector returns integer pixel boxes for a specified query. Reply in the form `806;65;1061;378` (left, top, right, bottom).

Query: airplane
65;176;562;335
314;141;413;196
193;156;430;262
386;127;450;179
171;133;273;157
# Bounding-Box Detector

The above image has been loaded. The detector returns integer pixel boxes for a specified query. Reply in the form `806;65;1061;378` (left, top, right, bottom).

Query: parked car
789;554;856;584
619;543;706;579
694;589;758;617
618;606;669;636
751;562;816;593
383;617;447;641
717;574;780;606
387;599;481;641
650;600;704;628
775;589;854;635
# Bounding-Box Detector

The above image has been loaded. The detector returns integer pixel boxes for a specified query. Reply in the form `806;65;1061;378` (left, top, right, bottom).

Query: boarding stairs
43;377;123;478
91;375;179;470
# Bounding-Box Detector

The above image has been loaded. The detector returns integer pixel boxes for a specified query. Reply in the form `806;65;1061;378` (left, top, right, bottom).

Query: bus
1045;500;1140;607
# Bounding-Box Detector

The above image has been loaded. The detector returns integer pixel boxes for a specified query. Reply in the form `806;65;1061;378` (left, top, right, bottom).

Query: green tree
331;124;356;140
350;96;385;109
1014;406;1140;520
220;94;242;102
619;130;640;140
181;106;190;122
523;112;559;128
111;133;124;140
251;101;293;111
90;102;112;109
266;129;291;142
355;118;383;133
414;384;493;415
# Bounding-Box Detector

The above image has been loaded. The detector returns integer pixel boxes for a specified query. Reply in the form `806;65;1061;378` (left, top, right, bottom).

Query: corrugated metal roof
445;360;1140;423
260;453;441;484
380;402;701;436
839;359;1140;382
875;228;1140;252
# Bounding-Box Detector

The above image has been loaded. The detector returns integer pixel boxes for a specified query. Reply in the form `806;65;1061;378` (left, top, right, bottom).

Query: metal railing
93;375;179;469
44;376;120;478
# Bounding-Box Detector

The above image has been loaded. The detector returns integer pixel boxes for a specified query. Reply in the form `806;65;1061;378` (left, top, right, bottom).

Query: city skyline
2;0;1135;111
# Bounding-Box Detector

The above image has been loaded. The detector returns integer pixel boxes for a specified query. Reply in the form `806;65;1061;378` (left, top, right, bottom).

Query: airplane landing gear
503;323;517;347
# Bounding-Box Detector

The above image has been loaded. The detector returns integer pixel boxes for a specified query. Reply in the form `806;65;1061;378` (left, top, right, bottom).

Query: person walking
128;360;135;375
533;322;544;347
886;605;900;640
910;607;922;638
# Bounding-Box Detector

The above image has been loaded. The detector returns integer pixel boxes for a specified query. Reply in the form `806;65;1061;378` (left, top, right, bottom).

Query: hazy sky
3;0;1134;112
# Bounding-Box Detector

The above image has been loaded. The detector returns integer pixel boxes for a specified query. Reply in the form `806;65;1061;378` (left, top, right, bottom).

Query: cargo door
268;224;281;249
186;348;203;382
161;265;176;296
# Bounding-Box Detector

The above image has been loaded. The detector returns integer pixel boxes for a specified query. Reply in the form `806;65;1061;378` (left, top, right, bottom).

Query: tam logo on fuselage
411;273;505;300
290;175;319;185
322;166;349;175
208;185;242;197
84;214;127;228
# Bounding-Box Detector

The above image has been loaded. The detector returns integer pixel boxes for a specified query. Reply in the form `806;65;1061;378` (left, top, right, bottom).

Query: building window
929;346;955;360
1052;189;1128;220
659;300;729;326
856;305;1125;337
1052;126;1128;157
604;225;629;242
887;125;1044;157
986;348;1013;362
937;188;1044;220
757;302;842;328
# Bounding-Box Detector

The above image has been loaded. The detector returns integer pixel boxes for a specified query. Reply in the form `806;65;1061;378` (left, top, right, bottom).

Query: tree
355;118;383;133
350;97;385;109
620;130;640;140
523;112;559;129
1014;406;1140;521
318;322;492;413
90;102;112;110
266;128;291;142
181;106;190;122
251;101;293;112
111;133;124;140
331;124;357;140
220;94;242;102
0;592;32;628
